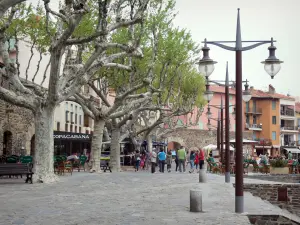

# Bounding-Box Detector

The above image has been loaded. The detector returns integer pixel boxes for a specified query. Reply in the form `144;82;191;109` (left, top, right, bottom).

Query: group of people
133;146;206;174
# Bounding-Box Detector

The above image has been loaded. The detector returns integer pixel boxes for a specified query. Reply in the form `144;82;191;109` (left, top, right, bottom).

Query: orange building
244;85;295;157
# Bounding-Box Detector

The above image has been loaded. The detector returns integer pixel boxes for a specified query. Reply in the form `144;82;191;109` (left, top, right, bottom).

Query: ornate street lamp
261;38;284;79
204;83;214;102
207;120;213;130
200;8;283;213
242;80;252;103
198;42;217;78
206;106;212;119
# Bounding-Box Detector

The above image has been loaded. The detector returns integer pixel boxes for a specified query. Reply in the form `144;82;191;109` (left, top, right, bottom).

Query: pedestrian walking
151;149;157;173
194;150;199;171
175;149;179;172
177;146;186;173
166;150;172;172
189;150;195;173
199;149;205;170
158;148;166;173
135;150;141;172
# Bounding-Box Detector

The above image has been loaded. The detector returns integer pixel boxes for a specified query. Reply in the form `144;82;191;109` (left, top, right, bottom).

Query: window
86;130;89;134
65;102;68;110
84;115;89;127
75;106;78;113
79;127;82;133
70;125;73;132
298;134;300;145
253;100;256;112
75;114;77;124
246;102;249;112
75;126;77;133
65;123;68;132
79;115;82;125
253;115;257;124
246;115;250;124
71;112;74;123
272;131;276;140
65;111;69;122
272;100;276;110
272;116;276;125
57;122;60;131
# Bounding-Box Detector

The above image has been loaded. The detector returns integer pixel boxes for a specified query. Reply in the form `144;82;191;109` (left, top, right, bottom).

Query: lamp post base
225;172;230;183
235;196;244;213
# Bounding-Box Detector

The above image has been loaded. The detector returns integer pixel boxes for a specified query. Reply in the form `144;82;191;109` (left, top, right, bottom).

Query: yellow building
244;85;296;157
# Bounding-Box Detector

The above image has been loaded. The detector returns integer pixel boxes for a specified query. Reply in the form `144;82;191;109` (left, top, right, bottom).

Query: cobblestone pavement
0;170;289;225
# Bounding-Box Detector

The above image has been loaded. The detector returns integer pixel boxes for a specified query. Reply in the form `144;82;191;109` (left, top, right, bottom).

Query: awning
283;148;300;154
229;139;258;144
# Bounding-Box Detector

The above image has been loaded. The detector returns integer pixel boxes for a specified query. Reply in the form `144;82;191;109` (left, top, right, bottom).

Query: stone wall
244;174;300;183
163;128;253;150
0;100;34;156
240;184;300;216
248;215;300;225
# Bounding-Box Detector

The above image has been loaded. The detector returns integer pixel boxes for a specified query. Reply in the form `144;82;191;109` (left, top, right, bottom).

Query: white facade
279;98;297;146
53;101;94;134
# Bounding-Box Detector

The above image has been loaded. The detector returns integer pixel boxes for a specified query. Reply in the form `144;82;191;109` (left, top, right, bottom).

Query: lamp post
205;64;249;183
198;9;283;213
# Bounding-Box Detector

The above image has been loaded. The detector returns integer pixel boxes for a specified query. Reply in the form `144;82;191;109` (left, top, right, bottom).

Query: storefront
53;131;92;156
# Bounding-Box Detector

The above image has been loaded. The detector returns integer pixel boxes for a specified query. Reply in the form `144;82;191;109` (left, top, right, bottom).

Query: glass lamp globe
204;90;214;102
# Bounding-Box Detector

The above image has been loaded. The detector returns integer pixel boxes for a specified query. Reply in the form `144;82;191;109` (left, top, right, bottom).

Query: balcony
255;138;272;146
244;107;262;115
245;123;262;131
281;126;298;132
281;110;295;117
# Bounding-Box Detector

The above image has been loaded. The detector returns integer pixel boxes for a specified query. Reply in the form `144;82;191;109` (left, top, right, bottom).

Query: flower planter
270;166;289;174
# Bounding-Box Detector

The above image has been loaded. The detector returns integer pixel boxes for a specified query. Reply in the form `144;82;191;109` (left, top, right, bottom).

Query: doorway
3;131;12;156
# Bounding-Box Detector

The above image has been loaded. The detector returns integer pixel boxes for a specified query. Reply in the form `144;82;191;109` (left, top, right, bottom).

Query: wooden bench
0;163;33;184
100;161;112;173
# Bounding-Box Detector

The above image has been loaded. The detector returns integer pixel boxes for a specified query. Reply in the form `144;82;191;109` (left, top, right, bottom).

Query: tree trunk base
32;172;59;184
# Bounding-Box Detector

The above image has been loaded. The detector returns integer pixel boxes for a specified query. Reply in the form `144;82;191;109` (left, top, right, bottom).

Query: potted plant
269;159;289;174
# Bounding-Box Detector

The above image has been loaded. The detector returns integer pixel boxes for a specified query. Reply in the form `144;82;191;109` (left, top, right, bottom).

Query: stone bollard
190;190;202;212
199;162;207;183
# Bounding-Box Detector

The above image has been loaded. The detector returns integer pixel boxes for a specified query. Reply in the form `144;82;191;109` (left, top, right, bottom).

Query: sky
27;0;300;96
173;0;300;97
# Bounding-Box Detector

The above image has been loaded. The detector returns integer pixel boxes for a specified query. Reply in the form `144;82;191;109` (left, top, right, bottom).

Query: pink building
176;85;236;131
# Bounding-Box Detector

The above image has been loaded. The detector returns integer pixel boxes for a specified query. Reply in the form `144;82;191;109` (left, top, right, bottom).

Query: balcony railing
281;126;298;131
244;107;262;114
281;110;295;117
254;138;272;146
245;123;262;130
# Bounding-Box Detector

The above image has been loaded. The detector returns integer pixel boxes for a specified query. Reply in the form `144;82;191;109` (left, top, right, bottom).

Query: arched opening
30;134;35;157
168;141;181;151
3;131;12;156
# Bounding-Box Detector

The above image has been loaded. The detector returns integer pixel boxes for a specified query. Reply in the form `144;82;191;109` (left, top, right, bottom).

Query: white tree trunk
110;127;121;172
90;119;105;173
33;106;58;183
147;135;153;153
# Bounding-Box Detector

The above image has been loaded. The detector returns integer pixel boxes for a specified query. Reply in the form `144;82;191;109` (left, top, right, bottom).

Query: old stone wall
163;128;252;150
248;215;300;225
244;174;300;183
241;183;300;216
0;100;34;156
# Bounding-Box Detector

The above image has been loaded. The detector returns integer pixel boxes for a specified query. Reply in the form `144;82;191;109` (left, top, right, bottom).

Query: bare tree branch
41;58;50;86
0;6;16;32
25;40;36;81
32;52;43;82
88;81;111;107
0;0;25;18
